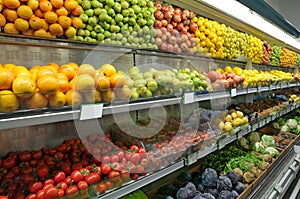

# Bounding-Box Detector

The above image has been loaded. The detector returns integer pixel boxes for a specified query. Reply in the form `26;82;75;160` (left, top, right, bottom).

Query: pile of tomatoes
0;133;149;199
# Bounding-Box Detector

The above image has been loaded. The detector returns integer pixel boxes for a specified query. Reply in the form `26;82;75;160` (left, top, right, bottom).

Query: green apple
121;9;129;17
81;0;91;9
121;37;127;44
77;28;85;36
121;0;129;9
137;28;143;36
116;33;123;40
107;8;115;17
123;17;129;23
94;8;102;16
91;0;103;8
132;5;141;14
85;9;94;17
104;38;112;43
118;21;123;27
84;36;92;42
115;13;123;22
121;24;128;32
113;2;121;13
128;35;134;42
84;30;91;37
103;22;110;30
133;37;139;43
86;24;93;31
97;33;105;41
149;7;155;14
110;19;116;25
99;12;107;21
105;0;114;7
193;77;201;87
128;8;135;16
105;15;112;23
136;13;143;19
138;0;146;7
88;16;98;26
147;80;158;92
90;31;97;38
143;10;151;18
79;13;89;23
128;26;133;32
137;18;146;26
128;17;136;26
147;1;154;8
189;72;196;79
110;25;120;33
77;36;84;41
130;0;138;5
103;30;112;38
133;24;140;30
147;19;154;26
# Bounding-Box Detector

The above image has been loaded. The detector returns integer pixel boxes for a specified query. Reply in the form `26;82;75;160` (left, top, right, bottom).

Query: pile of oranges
0;63;133;113
0;0;83;38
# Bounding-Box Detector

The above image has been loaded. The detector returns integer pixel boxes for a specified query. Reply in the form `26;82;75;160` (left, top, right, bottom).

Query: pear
134;79;146;88
131;72;144;81
177;73;185;81
131;88;139;100
147;80;158;92
137;86;148;97
143;71;153;79
128;66;140;74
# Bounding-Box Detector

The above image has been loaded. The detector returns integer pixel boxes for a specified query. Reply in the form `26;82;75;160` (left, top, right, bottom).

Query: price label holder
232;126;240;134
183;92;194;104
252;123;259;131
218;139;226;150
238;128;249;139
185;145;217;166
259;119;266;128
270;84;275;90
257;86;262;93
230;88;237;97
80;104;103;120
266;117;271;124
276;84;281;89
247;88;257;94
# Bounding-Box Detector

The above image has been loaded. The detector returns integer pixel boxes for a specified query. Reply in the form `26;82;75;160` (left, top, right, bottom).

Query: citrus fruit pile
0;0;84;38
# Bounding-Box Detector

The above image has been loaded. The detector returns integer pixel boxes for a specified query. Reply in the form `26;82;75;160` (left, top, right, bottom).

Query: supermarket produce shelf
98;161;185;199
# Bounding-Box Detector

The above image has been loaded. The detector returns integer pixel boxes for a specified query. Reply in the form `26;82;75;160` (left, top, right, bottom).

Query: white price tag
80;104;103;120
257;86;262;92
252;123;258;131
266;117;271;123
218;140;226;149
259;120;265;127
231;89;237;97
270;84;275;90
232;126;241;134
186;152;199;166
183;92;194;104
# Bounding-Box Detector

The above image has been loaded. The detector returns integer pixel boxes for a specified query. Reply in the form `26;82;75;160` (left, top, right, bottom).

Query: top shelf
0;82;298;131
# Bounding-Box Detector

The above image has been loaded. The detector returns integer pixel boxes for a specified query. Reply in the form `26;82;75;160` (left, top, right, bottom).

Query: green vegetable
224;153;263;173
261;135;275;147
248;132;260;144
252;142;265;153
286;119;297;129
264;147;279;157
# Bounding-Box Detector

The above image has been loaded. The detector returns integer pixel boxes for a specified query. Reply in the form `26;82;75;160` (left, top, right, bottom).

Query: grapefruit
25;92;48;109
0;90;19;112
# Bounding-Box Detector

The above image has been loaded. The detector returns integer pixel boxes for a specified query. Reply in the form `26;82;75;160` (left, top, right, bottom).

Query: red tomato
48;148;56;156
65;185;78;198
137;148;147;158
111;162;121;171
0;187;5;195
101;156;110;164
77;181;88;190
53;152;64;161
56;182;68;190
57;189;64;198
81;159;89;167
130;153;140;164
2;157;16;169
3;171;16;179
114;178;123;187
85;173;100;185
7;183;17;192
12;192;25;199
29;181;43;193
0;196;9;199
44;186;58;199
21;167;33;175
44;157;55;167
108;171;120;182
36;190;44;199
32;150;43;160
129;145;139;152
61;163;71;175
43;179;55;186
1;178;14;187
25;194;36;199
70;170;83;183
120;170;131;181
104;181;114;190
110;155;119;163
29;160;37;167
89;165;101;175
53;171;66;183
8;152;18;159
0;167;8;177
37;165;49;178
57;143;68;153
19;151;32;162
71;162;83;170
97;183;106;194
64;176;72;185
20;174;34;184
116;151;125;160
101;164;111;175
140;158;149;168
43;184;54;191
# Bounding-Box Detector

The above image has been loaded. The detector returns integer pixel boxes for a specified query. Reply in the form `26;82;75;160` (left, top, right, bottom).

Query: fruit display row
0;0;84;38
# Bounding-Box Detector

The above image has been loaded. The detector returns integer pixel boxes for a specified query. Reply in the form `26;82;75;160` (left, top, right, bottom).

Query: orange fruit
55;7;68;16
39;0;52;12
25;92;48;109
3;8;18;22
46;31;56;38
57;78;70;92
0;68;14;90
12;76;36;98
74;74;94;91
12;66;30;77
48;91;66;108
94;90;101;102
27;0;39;10
101;88;115;103
49;23;63;36
44;65;58;73
57;72;68;81
33;28;47;37
64;0;77;11
71;17;83;29
29;15;43;29
37;74;58;94
36;67;56;79
59;64;75;80
82;90;97;104
0;14;6;27
77;64;96;77
109;73;125;88
44;11;57;24
17;5;33;19
8;27;26;38
3;63;16;71
0;90;19;112
99;64;116;77
22;28;34;35
47;62;59;72
14;18;29;31
34;9;44;18
64;26;76;38
71;5;82;16
65;90;82;106
50;0;63;8
29;65;41;73
40;18;49;30
67;62;79;72
115;85;132;101
94;73;110;91
3;0;20;9
58;15;71;28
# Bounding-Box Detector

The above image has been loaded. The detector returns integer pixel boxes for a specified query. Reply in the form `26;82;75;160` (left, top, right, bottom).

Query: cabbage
202;168;218;188
252;142;265;153
248;132;260;144
218;190;233;199
261;135;275;147
225;171;239;186
237;137;248;148
217;176;232;191
205;188;218;198
264;147;279;157
231;190;239;199
200;193;216;199
233;182;246;194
